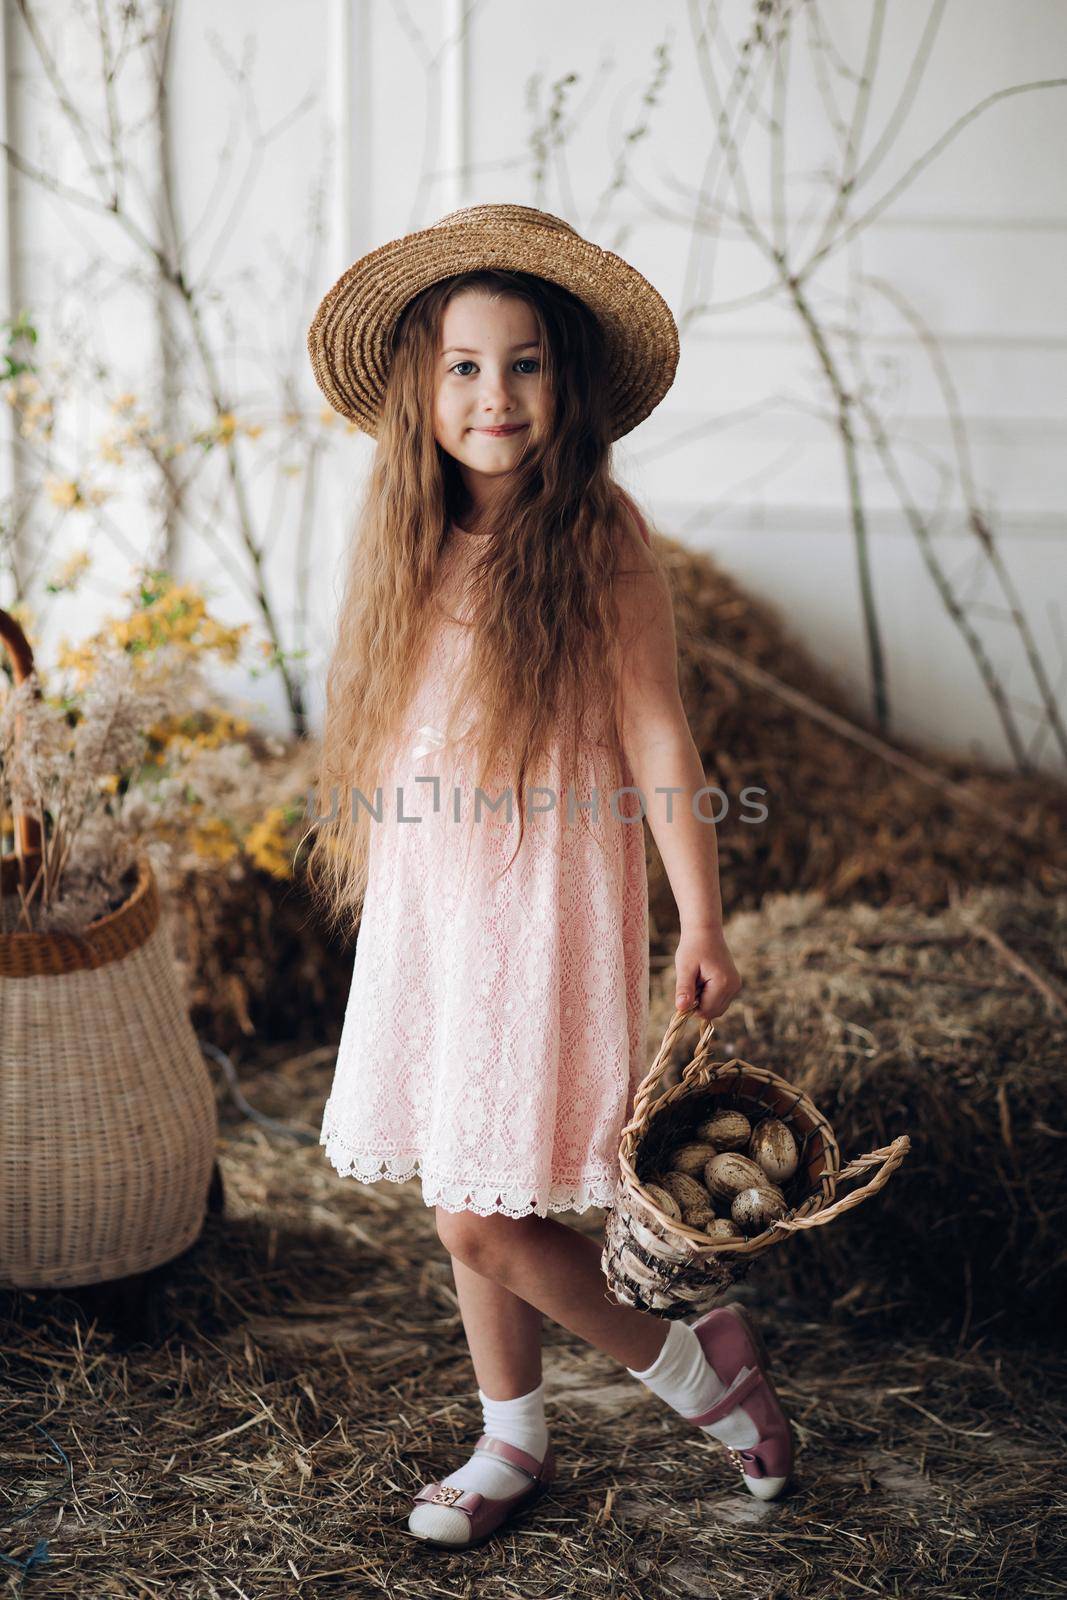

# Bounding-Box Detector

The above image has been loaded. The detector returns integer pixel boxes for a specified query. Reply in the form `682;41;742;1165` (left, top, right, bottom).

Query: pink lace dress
319;516;651;1217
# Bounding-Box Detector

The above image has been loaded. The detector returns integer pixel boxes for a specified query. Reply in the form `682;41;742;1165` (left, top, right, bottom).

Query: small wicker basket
602;1007;910;1318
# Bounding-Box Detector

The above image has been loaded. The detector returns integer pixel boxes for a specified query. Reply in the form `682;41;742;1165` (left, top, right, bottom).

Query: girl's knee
434;1205;518;1274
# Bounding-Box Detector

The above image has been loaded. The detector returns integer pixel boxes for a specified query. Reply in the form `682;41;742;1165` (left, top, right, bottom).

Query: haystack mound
649;531;1065;941
162;531;1066;1047
646;882;1067;1339
159;738;354;1049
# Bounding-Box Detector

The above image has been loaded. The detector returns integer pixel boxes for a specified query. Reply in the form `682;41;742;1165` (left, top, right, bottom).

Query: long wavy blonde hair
302;267;657;942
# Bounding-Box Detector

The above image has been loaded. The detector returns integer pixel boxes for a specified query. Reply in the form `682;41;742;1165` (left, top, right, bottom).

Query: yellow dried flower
54;639;95;680
98;434;125;464
22;398;54;436
151;705;252;758
50;478;81;508
11;372;40;398
190;815;240;864
46;549;91;593
244;805;294;879
54;574;250;692
46;477;95;511
8;602;34;632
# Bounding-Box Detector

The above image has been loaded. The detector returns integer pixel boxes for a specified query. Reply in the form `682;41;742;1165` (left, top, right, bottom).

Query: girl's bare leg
436;1207;669;1382
407;1236;554;1542
449;1255;545;1398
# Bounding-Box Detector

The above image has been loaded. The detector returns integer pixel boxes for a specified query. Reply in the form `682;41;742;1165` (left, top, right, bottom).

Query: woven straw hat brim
306;204;680;443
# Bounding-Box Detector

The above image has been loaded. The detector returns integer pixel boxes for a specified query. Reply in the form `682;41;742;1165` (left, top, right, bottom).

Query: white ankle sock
408;1380;549;1546
627;1319;760;1451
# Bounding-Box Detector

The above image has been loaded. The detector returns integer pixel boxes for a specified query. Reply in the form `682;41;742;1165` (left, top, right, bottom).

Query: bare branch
848;0;948;194
801;0;887;266
797;77;1067;282
864;273;1067;766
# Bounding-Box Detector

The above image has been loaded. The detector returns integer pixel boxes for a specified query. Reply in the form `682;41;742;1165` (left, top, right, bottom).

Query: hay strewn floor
3;1041;1064;1598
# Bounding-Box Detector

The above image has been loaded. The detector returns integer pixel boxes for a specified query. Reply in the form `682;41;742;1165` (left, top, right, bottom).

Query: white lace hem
320;1126;620;1219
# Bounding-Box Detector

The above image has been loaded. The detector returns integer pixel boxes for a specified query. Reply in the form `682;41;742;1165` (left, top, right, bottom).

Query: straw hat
307;203;679;443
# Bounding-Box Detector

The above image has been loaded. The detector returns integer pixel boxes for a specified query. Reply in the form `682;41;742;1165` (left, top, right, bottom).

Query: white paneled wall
1;0;1064;770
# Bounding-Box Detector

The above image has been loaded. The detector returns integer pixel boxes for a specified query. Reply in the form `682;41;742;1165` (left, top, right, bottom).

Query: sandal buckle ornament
407;1439;557;1548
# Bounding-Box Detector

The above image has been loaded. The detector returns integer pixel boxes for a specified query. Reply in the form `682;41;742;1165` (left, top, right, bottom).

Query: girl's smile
433;289;548;512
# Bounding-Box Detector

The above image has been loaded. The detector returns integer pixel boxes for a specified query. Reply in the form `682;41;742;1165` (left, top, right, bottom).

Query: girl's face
433;290;549;505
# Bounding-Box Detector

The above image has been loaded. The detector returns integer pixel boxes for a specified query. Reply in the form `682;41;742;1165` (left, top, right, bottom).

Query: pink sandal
407;1434;557;1548
685;1302;795;1500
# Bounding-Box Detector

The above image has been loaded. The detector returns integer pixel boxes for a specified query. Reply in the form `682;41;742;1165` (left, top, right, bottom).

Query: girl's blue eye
450;358;541;376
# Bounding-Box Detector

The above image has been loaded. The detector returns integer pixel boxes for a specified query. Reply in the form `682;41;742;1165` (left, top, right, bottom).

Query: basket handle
770;1134;911;1234
0;606;42;857
0;606;35;686
622;1004;717;1135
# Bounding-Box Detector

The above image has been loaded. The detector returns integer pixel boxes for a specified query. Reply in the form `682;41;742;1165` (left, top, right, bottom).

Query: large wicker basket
0;605;218;1289
602;1007;910;1318
0;850;219;1288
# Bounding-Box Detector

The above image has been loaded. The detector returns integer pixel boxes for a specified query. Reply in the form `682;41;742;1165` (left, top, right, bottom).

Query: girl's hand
674;923;742;1024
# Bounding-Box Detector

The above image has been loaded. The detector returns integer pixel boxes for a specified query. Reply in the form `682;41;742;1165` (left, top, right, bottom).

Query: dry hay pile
156;737;354;1052
166;861;351;1052
646;532;1065;944
2;1042;1065;1596
149;531;1065;1045
644;882;1067;1342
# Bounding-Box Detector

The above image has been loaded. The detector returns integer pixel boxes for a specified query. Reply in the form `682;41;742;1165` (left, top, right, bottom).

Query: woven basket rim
602;1010;911;1314
618;1048;844;1259
0;851;159;976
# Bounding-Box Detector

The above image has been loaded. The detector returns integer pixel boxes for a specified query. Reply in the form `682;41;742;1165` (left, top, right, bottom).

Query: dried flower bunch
0;572;294;935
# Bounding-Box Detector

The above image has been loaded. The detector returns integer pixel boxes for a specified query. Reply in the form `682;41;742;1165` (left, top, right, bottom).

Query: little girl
305;204;794;1550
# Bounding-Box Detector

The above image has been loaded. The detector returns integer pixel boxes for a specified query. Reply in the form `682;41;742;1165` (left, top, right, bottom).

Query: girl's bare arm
614;530;742;1018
